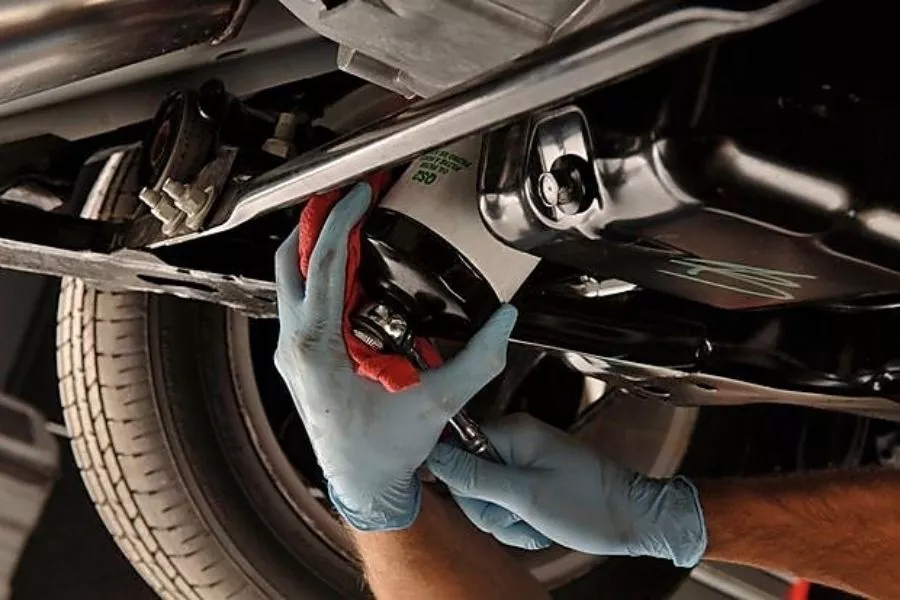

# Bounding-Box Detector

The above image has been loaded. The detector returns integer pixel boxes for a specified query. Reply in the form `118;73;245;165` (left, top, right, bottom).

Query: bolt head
357;302;409;346
262;138;296;159
160;212;186;236
162;178;211;221
534;154;594;220
138;187;162;208
551;166;585;213
537;168;579;216
176;190;205;217
538;172;560;206
161;178;186;199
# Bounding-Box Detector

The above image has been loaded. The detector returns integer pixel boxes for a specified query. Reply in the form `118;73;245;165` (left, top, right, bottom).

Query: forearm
351;486;549;600
697;469;900;599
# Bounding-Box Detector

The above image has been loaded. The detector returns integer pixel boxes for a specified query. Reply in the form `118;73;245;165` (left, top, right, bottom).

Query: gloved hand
426;414;708;567
274;182;518;532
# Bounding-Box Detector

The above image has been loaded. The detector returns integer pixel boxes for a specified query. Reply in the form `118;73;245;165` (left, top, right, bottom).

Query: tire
57;282;254;599
57;151;358;600
56;151;692;599
57;165;257;597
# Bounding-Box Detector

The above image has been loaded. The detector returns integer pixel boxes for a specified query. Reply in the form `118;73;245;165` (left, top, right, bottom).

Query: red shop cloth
788;580;810;600
297;174;443;393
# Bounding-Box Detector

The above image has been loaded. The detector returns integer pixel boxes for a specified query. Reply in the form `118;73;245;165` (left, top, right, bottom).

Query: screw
368;303;409;345
538;171;578;208
262;113;298;159
160;213;187;236
538;172;561;207
536;155;592;218
163;178;210;217
570;276;637;298
139;186;186;236
273;112;297;140
138;187;162;208
161;179;216;231
352;302;410;352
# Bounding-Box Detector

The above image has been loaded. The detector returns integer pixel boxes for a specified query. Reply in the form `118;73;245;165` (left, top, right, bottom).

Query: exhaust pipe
0;0;241;104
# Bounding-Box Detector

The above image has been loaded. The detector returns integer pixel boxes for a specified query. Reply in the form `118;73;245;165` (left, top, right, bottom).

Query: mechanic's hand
274;183;518;532
426;413;707;567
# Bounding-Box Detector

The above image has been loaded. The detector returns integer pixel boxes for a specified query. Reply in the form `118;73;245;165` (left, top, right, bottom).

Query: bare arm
698;469;900;599
351;487;550;600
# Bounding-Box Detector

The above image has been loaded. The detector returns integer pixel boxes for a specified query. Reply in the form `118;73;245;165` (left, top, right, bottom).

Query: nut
261;113;298;159
534;154;594;220
163;178;208;217
160;213;187;236
139;185;189;237
160;178;215;231
138;187;162;208
538;172;561;207
261;138;294;159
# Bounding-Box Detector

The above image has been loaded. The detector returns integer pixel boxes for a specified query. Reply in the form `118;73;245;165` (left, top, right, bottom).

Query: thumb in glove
426;414;707;567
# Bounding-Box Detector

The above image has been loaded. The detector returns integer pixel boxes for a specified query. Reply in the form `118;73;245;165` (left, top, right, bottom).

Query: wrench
351;301;504;464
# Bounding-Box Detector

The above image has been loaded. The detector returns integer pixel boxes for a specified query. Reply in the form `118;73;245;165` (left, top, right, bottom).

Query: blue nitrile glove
426;413;707;567
273;183;518;532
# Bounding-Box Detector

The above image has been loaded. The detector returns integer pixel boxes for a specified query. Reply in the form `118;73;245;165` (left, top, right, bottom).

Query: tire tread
55;151;259;600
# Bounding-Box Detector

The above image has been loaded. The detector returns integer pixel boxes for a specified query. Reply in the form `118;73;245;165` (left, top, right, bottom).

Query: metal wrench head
351;301;504;462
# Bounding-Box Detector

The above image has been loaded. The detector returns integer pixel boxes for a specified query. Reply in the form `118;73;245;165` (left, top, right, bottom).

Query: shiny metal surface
0;237;277;316
12;185;899;422
157;0;818;247
480;103;900;308
562;353;900;422
351;300;504;463
6;161;898;422
481;108;694;248
280;0;632;97
551;276;637;299
0;0;235;104
354;302;411;348
532;107;598;220
0;1;328;142
376;136;539;303
714;140;851;214
447;412;505;464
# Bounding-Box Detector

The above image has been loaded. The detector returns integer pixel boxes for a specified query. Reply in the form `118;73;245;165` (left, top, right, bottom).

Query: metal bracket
0;202;275;317
562;352;900;422
0;238;275;316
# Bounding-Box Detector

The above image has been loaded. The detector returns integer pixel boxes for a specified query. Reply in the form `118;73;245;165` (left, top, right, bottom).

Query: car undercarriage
3;0;898;597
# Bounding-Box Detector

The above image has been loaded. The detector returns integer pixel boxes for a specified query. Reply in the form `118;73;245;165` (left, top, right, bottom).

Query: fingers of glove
427;443;529;510
303;182;372;332
483;413;577;468
452;495;520;532
419;305;517;418
490;522;553;551
274;227;304;314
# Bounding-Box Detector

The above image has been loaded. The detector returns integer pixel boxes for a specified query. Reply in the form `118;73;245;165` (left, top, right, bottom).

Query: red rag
297;174;443;393
788;579;810;600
